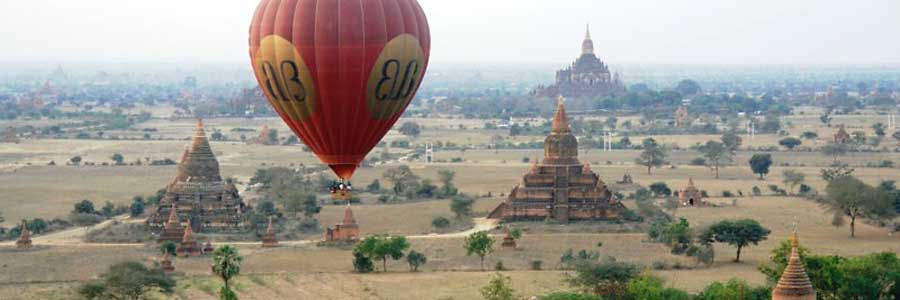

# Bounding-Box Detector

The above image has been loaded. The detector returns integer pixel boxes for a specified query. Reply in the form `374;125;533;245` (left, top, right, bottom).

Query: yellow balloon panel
366;34;426;119
254;35;317;120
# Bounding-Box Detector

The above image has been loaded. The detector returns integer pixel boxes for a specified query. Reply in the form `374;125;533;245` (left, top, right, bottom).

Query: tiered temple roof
148;120;247;234
533;25;625;99
488;97;627;222
772;232;817;300
158;203;184;243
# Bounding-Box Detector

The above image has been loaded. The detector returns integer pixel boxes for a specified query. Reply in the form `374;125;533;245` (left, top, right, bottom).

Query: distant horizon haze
1;0;900;65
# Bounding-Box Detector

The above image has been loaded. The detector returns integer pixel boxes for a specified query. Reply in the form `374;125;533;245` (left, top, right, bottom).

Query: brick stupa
771;232;817;300
158;203;184;243
261;217;279;248
325;204;360;242
16;220;33;249
488;96;627;222
202;241;214;254
679;178;703;206
176;222;202;257
148;119;246;233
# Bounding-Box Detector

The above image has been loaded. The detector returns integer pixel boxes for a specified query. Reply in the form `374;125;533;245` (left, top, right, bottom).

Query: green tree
77;261;175;300
824;176;896;237
450;194;475;219
648;182;672;197
398;122;422;137
431;216;451;229
782;170;806;195
406;250;427;272
801;131;818;140
437;169;458;197
160;241;177;256
565;260;639;298
873;122;887;137
695;279;769;300
699;219;771;262
111;153;125;165
355;235;410;272
821;143;848;163
212;245;243;300
382;165;420;196
480;272;518;300
284;192;316;218
748;154;773;179
129;198;145;217
698;140;732;178
720;130;742;153
674;79;701;95
778;137;803;150
352;249;375;273
464;231;495;270
74;199;96;214
626;275;691;300
635;138;668;175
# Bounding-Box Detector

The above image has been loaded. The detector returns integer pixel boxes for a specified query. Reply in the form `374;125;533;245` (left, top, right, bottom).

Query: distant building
488;97;627;222
533;25;625;99
675;106;689;128
16;220;33;249
261;217;279;248
771;232;817;300
324;204;360;242
833;124;851;144
679;178;704;206
2;126;19;144
251;124;279;146
148;120;247;234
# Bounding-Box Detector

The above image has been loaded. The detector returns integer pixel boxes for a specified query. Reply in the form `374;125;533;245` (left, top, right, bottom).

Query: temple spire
581;24;595;55
342;203;357;225
551;96;571;133
772;231;817;300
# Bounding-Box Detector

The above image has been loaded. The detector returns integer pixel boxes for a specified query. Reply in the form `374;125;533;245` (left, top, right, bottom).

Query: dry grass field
1;110;899;299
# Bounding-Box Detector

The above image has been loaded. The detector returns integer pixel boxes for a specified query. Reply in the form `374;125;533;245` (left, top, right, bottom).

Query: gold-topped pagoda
488;97;627;222
772;232;817;300
148;120;247;234
533;25;625;99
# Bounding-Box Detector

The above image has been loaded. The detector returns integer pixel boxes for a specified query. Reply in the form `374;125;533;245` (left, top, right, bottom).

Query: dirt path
0;217;499;249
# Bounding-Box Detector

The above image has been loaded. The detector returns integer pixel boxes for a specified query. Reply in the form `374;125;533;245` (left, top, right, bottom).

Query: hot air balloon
248;0;431;183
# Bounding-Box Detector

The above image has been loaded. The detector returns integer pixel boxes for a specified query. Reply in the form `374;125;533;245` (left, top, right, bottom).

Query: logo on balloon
253;35;317;120
366;34;426;119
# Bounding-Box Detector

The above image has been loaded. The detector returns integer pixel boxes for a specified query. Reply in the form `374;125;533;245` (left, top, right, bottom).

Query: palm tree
212;245;243;300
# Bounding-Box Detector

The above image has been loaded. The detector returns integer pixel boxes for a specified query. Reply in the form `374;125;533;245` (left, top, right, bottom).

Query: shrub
432;216;451;229
690;157;707;166
531;260;543;270
722;191;734;197
752;186;762;196
495;260;506;271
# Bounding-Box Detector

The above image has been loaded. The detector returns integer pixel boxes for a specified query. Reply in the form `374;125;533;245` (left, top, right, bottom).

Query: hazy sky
2;0;900;65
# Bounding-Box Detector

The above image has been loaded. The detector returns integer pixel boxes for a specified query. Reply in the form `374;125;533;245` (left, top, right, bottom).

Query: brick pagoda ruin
16;220;33;249
488;96;627;222
679;178;704;206
261;217;279;248
176;222;202;257
148;120;247;235
324;204;360;242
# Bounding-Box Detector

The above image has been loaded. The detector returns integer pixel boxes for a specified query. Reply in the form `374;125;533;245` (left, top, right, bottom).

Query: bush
648;182;672;197
495;261;506;271
432;217;451;229
69;213;105;227
539;292;600;300
752;186;762;196
352;250;374;273
690;157;707;166
722;191;734;197
531;260;543;270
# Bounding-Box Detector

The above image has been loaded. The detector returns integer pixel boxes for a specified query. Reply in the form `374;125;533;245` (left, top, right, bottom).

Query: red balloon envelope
249;0;431;179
